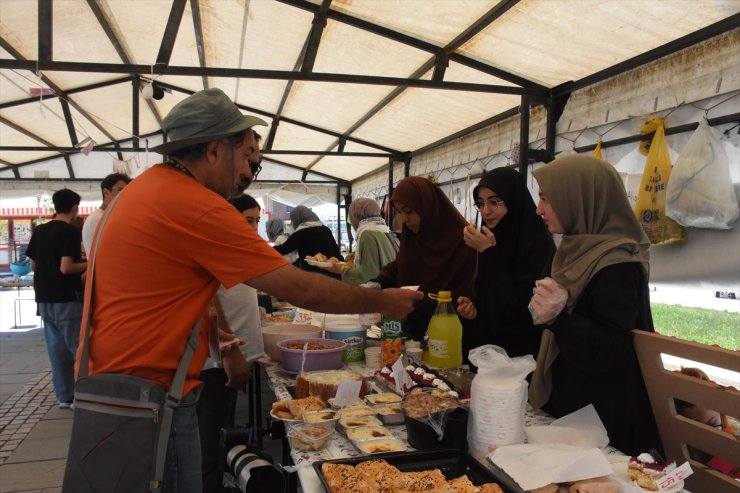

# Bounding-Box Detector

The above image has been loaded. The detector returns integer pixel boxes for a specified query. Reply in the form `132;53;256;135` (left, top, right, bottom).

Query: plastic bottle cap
428;290;452;302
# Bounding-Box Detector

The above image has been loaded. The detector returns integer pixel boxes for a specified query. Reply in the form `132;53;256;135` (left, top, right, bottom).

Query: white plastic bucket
324;315;365;363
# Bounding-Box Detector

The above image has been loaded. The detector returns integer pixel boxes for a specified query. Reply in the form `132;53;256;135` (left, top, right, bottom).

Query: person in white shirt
81;173;131;257
197;194;265;493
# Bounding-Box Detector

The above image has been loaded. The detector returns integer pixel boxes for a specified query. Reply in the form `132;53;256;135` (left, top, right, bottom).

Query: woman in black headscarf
375;176;478;340
457;167;556;358
273;205;343;277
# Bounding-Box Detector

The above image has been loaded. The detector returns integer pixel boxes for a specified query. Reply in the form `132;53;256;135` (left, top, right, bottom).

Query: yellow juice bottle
426;291;463;368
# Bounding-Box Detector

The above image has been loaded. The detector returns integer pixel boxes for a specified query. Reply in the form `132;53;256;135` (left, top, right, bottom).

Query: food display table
262;358;557;493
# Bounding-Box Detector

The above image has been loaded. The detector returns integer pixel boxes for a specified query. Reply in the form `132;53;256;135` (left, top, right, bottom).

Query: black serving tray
313;448;524;493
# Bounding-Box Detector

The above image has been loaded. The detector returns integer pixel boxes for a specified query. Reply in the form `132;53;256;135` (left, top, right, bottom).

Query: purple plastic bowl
278;338;346;373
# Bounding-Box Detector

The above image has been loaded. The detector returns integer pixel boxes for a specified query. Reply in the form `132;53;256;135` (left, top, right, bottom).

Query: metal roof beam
59;99;79;147
276;0;544;91
0;37;117;142
0;159;20;178
155;80;401;154
266;24;315;151
553;13;740;98
0;77;132;110
156;0;188;66
85;2;162;125
412;106;520;157
189;0;209;89
264;150;392;157
0;146;392;158
0;59;544;96
0;116;56;147
87;0;128;63
63;154;75;179
261;156;348;184
301;0;332;75
38;0;52;62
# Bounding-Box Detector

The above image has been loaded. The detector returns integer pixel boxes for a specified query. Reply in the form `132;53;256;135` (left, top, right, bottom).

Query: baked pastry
568;476;620;493
355;459;404;491
346;425;391;440
400;469;447;492
321;459;505;493
322;463;375;493
270;401;294;420
627;451;676;491
478;484;505;493
296;369;368;401
286;395;325;419
355;437;406;454
448;475;479;493
337;405;376;418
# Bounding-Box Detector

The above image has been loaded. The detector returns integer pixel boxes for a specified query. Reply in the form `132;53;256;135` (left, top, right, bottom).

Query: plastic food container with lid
352;436;406;455
375;404;404;426
338;416;382;435
287;423;334;451
345;425;391;441
302;409;338;430
336;405;376;419
365;392;402;406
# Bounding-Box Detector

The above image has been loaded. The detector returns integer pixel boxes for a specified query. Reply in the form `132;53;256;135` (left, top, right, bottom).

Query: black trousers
197;368;238;493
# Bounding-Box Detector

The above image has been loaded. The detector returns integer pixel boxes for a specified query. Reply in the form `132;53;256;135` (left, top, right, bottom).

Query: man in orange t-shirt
73;88;422;493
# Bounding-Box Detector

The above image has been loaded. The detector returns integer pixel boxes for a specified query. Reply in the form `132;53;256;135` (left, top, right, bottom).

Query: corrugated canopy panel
0;0;738;188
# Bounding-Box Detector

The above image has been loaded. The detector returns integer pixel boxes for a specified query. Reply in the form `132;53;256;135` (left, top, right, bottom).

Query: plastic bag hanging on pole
665;118;739;229
635;120;685;244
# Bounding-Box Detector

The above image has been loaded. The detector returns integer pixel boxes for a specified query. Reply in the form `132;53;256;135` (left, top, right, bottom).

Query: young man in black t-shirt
26;189;87;408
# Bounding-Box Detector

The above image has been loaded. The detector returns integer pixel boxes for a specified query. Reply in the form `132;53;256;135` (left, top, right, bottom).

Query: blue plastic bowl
10;262;31;276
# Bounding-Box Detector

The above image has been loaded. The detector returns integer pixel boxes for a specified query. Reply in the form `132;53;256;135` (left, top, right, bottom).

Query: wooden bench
634;331;739;492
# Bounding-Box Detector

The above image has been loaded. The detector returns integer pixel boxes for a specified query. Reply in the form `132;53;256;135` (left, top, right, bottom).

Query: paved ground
0;287;286;493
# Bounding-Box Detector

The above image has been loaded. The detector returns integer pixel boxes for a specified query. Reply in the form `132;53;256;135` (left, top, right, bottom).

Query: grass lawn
651;303;740;351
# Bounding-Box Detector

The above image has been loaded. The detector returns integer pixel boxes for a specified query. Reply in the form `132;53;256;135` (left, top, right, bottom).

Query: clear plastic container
336;405;377;419
288;423;333;451
375;404;404;426
365;393;402;406
346;425;391;441
338;416;382;435
352;436;406;455
302;409;338;430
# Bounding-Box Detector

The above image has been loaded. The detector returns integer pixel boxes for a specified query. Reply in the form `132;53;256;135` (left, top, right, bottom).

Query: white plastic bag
467;345;536;454
666;118;739;229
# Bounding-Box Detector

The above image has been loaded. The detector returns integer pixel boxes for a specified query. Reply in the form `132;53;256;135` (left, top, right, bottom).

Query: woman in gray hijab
321;198;399;285
274;205;343;277
265;218;297;264
265;218;288;245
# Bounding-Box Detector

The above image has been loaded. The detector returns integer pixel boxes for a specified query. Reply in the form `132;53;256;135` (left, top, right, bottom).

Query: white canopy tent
0;0;738;191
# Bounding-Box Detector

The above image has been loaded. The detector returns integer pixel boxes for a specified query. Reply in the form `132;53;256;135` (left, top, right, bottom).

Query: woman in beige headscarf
528;154;659;456
320;198;399;285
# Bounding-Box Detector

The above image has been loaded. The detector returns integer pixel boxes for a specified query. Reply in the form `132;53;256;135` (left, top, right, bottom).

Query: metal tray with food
313;448;525;493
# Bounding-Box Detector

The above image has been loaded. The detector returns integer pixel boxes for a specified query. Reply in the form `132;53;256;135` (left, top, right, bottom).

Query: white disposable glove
528;277;568;325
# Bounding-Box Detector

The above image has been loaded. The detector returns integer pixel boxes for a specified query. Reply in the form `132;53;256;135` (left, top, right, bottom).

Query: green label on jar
381;317;402;338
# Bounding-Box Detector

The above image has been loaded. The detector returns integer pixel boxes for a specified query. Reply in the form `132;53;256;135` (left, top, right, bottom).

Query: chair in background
634;331;739;493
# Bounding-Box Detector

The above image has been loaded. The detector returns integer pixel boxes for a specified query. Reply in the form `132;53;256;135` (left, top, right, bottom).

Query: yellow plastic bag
635;120;685;244
592;142;603;159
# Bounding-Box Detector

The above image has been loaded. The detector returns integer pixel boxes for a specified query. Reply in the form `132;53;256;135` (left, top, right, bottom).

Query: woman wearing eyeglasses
457;167;556;358
374;176;478;340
